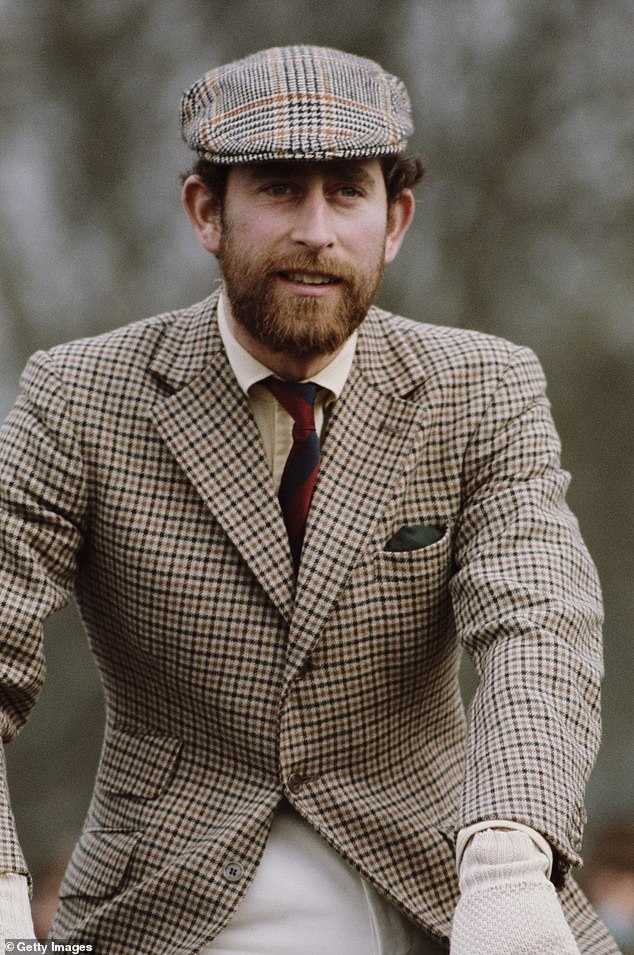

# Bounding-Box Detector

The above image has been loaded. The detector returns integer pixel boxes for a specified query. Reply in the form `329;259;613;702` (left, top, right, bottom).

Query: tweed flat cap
180;45;413;164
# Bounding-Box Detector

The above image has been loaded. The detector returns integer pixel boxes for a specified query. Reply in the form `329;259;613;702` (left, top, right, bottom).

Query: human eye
338;185;362;198
261;181;295;197
329;180;367;201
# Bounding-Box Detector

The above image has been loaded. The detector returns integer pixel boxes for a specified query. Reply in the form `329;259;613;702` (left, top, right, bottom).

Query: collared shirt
217;293;357;490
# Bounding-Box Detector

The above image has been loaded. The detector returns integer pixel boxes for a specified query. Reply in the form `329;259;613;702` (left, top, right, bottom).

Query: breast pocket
374;521;453;583
335;522;454;646
383;522;447;553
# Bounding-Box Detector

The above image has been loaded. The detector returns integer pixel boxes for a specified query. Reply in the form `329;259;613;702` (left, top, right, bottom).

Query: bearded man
0;45;620;954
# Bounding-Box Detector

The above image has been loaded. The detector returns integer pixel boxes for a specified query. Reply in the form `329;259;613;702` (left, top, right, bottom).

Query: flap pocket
99;729;182;799
58;828;141;900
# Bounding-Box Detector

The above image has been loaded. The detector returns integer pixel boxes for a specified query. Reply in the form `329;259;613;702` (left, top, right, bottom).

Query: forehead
227;158;384;188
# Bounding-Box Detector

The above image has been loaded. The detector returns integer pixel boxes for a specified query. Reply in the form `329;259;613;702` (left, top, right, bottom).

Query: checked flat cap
180;45;413;164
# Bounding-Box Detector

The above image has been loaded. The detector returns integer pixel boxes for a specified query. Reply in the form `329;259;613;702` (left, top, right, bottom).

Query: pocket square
384;524;445;552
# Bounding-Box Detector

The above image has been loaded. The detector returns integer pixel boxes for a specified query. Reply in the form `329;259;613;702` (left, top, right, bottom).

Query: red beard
218;241;385;360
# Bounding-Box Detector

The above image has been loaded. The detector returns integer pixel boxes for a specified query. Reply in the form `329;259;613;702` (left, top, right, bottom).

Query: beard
218;229;386;360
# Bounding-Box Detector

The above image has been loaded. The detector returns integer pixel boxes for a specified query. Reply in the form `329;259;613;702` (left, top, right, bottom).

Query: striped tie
264;377;320;572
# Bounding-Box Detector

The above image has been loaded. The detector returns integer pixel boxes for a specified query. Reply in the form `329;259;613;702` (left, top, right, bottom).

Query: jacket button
223;861;244;882
296;659;314;680
287;772;304;794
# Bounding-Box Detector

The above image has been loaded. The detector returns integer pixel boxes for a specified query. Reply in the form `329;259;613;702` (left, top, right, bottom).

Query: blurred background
1;0;633;948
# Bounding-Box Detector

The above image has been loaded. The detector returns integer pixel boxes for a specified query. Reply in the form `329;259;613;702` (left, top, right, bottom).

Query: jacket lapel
148;294;295;622
286;354;429;676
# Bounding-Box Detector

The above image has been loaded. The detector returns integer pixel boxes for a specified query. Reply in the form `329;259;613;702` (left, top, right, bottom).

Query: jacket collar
148;289;224;392
148;289;430;401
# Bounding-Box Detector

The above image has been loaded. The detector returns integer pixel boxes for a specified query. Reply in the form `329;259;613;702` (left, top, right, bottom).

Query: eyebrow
329;163;376;188
245;161;377;190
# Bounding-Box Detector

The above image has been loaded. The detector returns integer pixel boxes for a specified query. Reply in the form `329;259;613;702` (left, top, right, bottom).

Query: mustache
261;253;355;283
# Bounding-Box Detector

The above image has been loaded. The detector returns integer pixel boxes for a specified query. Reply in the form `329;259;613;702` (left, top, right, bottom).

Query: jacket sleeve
0;350;87;876
450;344;603;887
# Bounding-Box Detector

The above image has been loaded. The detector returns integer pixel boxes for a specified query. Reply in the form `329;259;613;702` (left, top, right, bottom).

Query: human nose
287;189;335;251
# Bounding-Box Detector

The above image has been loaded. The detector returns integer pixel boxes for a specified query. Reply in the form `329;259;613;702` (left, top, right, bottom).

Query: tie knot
264;377;317;430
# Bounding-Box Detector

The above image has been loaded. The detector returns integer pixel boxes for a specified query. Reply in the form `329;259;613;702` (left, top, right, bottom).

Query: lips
279;270;340;286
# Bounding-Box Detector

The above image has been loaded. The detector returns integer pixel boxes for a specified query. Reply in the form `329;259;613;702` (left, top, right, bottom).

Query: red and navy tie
264;377;321;572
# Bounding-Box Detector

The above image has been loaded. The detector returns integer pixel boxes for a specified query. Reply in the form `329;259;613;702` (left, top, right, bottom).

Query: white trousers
199;802;445;955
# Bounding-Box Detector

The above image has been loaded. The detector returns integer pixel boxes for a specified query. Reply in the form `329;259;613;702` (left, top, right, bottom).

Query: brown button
287;772;304;794
296;659;314;680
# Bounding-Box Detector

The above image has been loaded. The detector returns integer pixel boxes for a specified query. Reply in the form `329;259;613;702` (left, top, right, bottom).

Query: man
0;45;620;954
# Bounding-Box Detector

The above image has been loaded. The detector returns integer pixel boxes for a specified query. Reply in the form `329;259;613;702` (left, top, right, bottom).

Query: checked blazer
0;290;618;953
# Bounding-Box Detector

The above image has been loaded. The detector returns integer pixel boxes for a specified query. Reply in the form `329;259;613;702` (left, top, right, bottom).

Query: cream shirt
216;293;357;491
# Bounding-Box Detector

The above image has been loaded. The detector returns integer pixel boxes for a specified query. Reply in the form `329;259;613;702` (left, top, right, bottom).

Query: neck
225;309;345;382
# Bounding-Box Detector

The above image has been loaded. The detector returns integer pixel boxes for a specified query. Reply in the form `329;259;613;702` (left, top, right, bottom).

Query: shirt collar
217;290;357;399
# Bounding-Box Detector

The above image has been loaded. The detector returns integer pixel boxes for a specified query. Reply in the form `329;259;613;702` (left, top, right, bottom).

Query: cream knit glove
0;872;36;944
450;829;580;955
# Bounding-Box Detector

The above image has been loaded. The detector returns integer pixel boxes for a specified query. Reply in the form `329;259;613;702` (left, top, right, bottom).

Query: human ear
181;175;223;256
384;189;415;264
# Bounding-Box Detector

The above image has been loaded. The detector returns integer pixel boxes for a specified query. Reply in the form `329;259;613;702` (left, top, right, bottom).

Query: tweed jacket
0;290;617;953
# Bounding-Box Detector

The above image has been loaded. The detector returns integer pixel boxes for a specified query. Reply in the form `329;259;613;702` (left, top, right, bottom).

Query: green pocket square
384;524;445;552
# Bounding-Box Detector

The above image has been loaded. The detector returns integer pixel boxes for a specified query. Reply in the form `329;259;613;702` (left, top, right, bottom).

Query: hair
181;152;426;208
380;153;426;201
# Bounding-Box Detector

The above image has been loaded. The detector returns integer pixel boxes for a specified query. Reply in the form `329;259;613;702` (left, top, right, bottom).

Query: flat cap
180;44;413;164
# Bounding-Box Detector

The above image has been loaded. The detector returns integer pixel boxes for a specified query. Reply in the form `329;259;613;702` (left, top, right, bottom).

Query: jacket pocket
373;522;453;577
58;828;142;900
99;729;182;800
384;523;446;552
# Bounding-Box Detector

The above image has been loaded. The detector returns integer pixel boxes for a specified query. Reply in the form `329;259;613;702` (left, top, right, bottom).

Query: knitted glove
450;829;580;955
0;872;36;943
